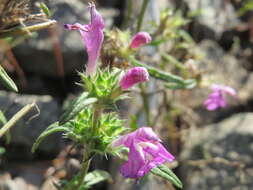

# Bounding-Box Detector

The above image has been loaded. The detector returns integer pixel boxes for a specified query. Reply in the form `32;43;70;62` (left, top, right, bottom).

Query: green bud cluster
79;68;127;106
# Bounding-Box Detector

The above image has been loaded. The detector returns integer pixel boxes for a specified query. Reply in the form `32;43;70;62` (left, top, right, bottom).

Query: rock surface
0;91;62;158
180;112;253;190
175;40;253;125
185;0;239;40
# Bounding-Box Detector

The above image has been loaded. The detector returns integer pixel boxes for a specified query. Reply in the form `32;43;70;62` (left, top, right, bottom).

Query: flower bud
120;67;149;90
130;32;152;49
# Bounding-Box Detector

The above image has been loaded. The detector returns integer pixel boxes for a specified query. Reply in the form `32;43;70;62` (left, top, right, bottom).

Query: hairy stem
76;149;91;190
140;83;151;126
74;105;102;190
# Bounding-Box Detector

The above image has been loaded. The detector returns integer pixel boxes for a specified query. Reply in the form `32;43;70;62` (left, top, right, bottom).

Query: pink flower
204;84;237;111
113;127;175;179
64;3;104;75
130;32;152;49
120;67;149;90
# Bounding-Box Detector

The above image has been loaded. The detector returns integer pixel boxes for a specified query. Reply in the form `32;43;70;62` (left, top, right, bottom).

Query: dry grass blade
0;0;30;30
0;0;56;38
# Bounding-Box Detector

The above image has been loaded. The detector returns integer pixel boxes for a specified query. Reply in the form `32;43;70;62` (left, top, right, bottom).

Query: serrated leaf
59;92;97;125
84;170;112;187
0;65;18;92
32;122;69;153
151;165;183;189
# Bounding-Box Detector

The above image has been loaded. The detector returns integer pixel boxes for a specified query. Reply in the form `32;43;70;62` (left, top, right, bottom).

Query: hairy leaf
151;164;183;189
32;122;69;152
59;92;97;125
0;65;18;92
84;170;112;188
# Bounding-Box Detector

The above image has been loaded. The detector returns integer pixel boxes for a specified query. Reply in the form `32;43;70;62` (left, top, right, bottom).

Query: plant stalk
122;0;133;28
136;0;150;33
75;149;91;190
140;83;151;126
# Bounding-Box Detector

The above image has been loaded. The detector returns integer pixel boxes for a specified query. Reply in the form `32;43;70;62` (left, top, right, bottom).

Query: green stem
91;105;103;135
74;105;102;190
76;150;91;190
122;0;133;28
140;83;151;126
136;0;150;33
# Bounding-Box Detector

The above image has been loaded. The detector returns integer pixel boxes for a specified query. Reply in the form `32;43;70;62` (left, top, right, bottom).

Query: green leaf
151;165;183;189
161;53;186;70
84;170;112;187
0;65;18;92
0;147;5;155
130;56;197;89
129;56;185;84
0;110;10;143
39;2;51;17
59;92;97;125
0;111;7;125
238;0;253;16
32;122;69;153
178;30;194;44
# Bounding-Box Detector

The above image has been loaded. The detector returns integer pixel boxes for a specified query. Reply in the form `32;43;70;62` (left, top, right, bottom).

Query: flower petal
64;3;104;75
130;32;152;49
120;67;149;90
116;127;175;179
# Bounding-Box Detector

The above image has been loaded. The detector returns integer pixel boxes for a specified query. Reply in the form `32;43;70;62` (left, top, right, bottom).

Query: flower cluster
204;84;237;111
64;3;175;181
113;127;174;178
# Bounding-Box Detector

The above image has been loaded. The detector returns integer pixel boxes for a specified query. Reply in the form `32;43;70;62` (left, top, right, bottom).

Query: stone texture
185;0;239;40
180;113;253;190
0;91;62;158
174;40;253;125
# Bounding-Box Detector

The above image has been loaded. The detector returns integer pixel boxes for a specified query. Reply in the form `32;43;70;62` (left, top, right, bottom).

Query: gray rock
185;0;239;39
180;113;253;190
13;0;118;76
0;91;62;157
179;40;253;124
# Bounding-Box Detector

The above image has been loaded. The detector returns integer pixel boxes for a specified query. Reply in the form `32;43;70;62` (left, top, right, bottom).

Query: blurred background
0;0;253;189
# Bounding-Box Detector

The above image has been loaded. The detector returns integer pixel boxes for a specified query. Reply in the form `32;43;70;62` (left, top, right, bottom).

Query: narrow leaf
59;92;97;125
0;111;7;125
161;53;186;70
39;3;51;17
84;170;112;187
151;165;183;189
0;65;18;92
129;56;185;84
32;122;68;153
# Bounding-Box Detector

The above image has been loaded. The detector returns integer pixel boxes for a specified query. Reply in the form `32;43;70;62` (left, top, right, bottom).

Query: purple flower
113;127;175;179
130;32;152;49
64;3;104;75
120;67;149;90
204;84;237;111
